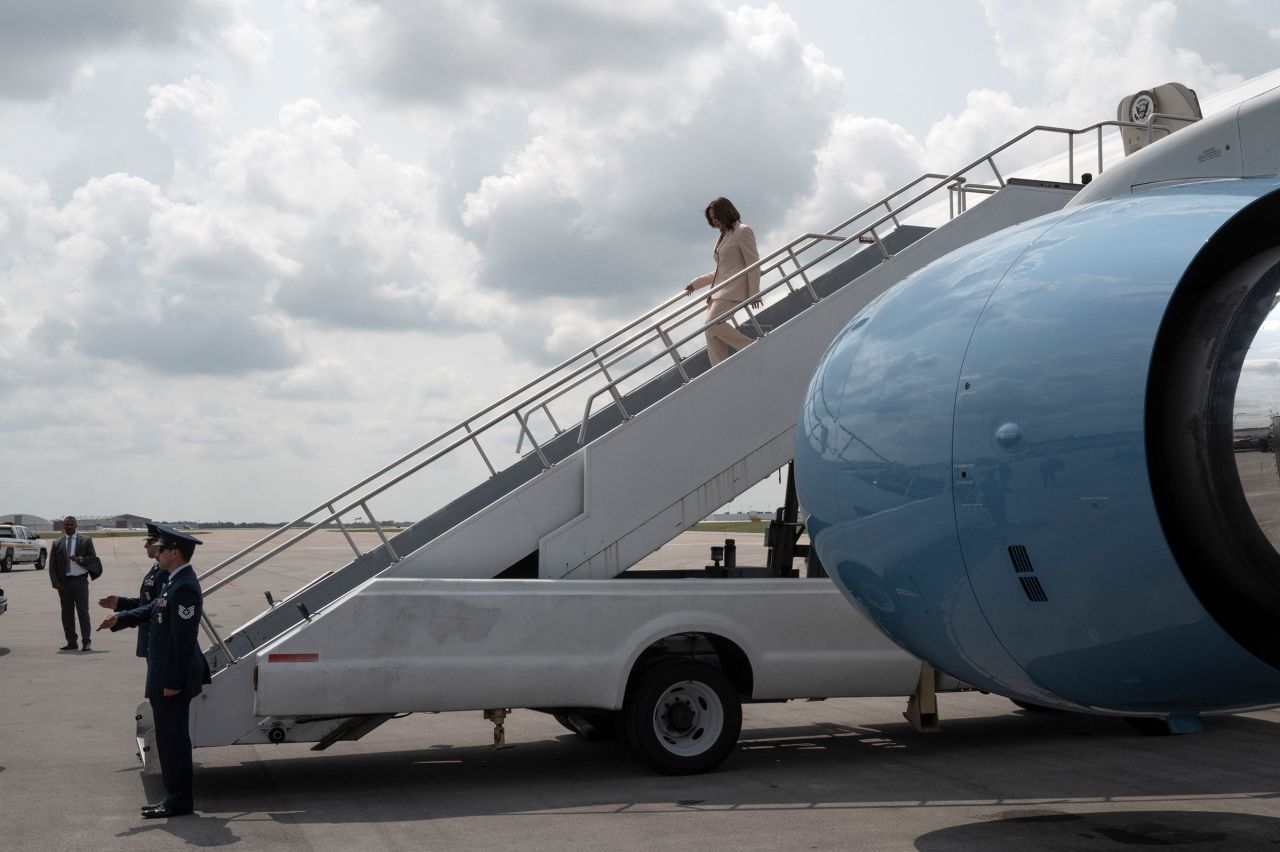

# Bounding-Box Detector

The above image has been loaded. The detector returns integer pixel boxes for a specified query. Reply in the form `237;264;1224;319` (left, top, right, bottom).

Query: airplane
795;81;1280;733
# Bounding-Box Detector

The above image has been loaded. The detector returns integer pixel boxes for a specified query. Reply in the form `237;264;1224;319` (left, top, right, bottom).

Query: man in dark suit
98;523;166;657
49;515;98;651
98;525;211;818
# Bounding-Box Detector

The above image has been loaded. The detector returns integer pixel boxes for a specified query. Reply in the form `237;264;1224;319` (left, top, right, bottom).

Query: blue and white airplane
796;81;1280;732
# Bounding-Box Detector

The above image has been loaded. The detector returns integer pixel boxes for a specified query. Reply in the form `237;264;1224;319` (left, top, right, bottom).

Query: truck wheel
0;550;11;572
35;550;46;571
623;660;742;775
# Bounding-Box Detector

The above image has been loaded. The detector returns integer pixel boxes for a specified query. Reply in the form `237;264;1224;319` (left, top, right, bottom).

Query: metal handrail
521;175;964;424
573;119;1159;438
195;115;1172;661
198;174;954;592
198;291;701;584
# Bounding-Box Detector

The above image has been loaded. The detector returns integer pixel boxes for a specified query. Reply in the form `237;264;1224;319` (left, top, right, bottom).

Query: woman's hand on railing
751;298;763;309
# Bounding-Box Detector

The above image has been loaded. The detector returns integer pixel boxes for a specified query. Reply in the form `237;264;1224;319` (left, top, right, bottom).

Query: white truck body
250;577;951;717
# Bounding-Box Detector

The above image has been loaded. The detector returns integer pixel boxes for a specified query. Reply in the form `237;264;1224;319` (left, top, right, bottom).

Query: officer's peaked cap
152;524;203;549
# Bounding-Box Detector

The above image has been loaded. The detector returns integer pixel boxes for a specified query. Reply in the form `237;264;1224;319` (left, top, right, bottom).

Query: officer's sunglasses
156;544;177;552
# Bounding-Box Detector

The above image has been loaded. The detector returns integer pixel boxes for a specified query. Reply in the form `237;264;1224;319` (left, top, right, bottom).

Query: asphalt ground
1236;449;1280;548
3;529;1280;851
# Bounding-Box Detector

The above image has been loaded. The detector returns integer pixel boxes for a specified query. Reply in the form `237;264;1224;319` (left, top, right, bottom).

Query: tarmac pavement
3;529;1280;850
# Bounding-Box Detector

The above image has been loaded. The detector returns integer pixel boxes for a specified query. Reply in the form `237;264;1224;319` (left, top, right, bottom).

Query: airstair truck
171;118;1148;774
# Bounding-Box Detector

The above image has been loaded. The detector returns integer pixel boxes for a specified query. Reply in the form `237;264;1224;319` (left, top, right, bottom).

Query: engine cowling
795;176;1280;716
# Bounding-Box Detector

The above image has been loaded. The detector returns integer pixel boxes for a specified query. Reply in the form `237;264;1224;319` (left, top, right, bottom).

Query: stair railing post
869;226;891;260
201;611;237;665
360;501;398;562
656;326;690;383
465;423;497;477
882;200;902;229
591;346;614;382
514;411;551;468
328;502;361;558
987;156;1005;188
786;246;820;303
541;403;562;435
577;396;595;445
606;384;630;420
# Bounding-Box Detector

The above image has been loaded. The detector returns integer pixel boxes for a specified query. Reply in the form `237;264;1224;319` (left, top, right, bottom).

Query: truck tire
35;550;46;571
623;659;742;775
1;550;11;572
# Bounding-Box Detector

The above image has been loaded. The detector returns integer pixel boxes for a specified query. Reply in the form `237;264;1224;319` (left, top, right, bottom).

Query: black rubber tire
0;550;12;573
34;550;46;571
623;659;742;775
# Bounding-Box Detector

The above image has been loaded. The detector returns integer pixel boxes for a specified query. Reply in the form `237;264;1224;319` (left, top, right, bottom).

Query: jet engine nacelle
796;87;1280;720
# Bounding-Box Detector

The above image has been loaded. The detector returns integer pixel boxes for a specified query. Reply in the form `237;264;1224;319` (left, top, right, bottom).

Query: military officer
98;523;167;657
98;525;211;819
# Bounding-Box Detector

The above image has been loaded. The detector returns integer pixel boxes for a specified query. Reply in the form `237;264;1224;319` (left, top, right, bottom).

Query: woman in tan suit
684;196;763;365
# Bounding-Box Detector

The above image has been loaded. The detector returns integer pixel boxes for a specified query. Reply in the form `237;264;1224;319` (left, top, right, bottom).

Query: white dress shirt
65;533;87;577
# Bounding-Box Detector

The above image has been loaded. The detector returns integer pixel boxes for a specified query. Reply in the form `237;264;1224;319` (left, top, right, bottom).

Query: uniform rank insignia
178;604;195;620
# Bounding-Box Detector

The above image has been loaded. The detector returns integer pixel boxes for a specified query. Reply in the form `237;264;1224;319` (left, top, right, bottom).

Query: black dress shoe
59;642;78;651
141;803;193;819
81;643;91;652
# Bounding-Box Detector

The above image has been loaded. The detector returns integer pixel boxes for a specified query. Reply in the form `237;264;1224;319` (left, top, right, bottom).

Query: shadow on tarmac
112;773;242;848
115;814;241;848
180;709;1280;837
915;810;1280;850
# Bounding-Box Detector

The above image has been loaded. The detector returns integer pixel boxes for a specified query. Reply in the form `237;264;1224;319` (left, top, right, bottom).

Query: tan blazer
688;223;761;308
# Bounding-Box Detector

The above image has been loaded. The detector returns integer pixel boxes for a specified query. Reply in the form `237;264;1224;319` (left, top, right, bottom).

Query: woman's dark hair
704;197;741;229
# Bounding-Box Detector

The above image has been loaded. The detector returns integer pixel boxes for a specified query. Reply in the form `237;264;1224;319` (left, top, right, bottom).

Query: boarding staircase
183;119;1149;750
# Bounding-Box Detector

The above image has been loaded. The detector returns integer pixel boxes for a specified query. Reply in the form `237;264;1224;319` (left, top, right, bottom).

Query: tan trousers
705;301;754;365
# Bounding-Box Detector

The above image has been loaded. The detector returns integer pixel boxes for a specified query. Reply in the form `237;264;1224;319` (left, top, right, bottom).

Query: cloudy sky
1;0;1278;524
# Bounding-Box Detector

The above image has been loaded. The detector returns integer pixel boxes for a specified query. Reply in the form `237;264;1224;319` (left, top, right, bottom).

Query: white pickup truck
199;577;960;774
0;524;47;572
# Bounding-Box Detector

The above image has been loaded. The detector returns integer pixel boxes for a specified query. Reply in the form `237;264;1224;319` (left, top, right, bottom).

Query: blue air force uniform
114;526;211;817
111;561;166;657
